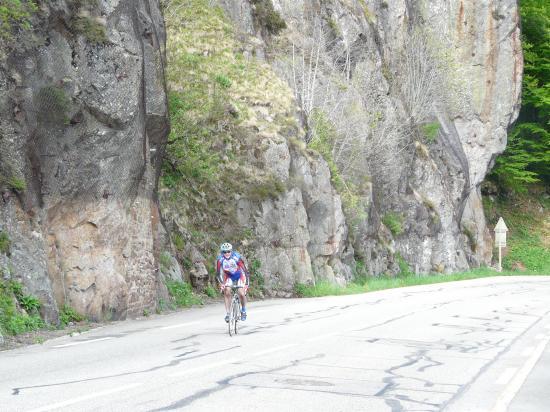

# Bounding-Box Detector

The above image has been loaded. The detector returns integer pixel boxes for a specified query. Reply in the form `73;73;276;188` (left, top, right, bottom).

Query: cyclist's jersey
216;251;247;282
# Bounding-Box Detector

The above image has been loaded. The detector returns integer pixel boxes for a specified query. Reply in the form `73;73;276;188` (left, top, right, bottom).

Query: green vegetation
70;16;107;44
489;0;549;192
0;0;37;40
247;259;265;298
34;86;71;126
0;231;10;254
294;267;546;298
8;177;26;191
250;0;286;35
163;0;296;258
0;280;44;336
308;109;369;237
165;280;203;307
204;284;217;298
396;253;413;276
295;190;548;299
421;121;440;143
295;280;367;297
159;251;173;273
382;212;404;236
246;175;285;201
59;304;85;326
483;191;549;274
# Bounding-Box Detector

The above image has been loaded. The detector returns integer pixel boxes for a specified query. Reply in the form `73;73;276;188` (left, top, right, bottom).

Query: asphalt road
1;276;549;412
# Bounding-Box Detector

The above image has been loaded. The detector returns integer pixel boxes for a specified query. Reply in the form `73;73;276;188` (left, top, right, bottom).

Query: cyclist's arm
215;259;224;284
239;259;250;286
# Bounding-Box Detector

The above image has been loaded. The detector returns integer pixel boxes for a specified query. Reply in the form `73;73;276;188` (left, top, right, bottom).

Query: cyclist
216;242;249;322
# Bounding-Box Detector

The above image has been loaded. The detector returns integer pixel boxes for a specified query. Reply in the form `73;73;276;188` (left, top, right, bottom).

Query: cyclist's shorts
223;271;246;288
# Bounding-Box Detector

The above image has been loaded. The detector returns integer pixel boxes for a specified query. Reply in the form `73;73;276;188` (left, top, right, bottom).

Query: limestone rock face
0;0;169;321
219;0;522;275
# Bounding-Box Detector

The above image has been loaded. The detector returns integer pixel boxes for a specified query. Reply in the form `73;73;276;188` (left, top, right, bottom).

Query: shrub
8;177;26;191
382;212;404;236
421;121;440;143
0;0;38;40
0;231;10;254
71;16;107;44
294;282;308;297
159;251;173;272
59;305;85;326
172;232;185;251
250;0;286;35
396;253;413;277
166;280;202;307
8;280;23;300
215;74;232;88
248;259;265;297
19;294;41;314
5;314;44;335
246;175;286;201
204;284;217;298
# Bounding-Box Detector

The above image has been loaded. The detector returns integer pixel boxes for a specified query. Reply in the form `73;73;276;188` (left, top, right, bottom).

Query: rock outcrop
0;0;169;321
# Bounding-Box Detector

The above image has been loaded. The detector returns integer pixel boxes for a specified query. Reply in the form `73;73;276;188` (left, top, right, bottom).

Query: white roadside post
494;217;508;272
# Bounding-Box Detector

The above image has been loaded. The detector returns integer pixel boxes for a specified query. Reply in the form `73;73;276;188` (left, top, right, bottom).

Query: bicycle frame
228;285;242;336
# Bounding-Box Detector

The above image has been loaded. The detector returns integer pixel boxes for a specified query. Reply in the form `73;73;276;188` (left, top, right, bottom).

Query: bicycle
228;285;242;336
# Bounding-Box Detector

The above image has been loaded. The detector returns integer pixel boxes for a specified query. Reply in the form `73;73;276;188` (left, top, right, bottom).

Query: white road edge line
495;368;517;385
52;337;113;348
491;337;550;412
26;382;143;412
521;346;535;357
160;321;200;330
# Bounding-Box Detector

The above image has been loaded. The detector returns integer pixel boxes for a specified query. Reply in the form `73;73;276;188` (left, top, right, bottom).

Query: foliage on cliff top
490;0;550;192
162;0;296;254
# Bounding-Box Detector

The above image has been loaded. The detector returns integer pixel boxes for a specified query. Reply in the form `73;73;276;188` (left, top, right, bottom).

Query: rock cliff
0;0;522;320
209;0;522;277
0;0;169;321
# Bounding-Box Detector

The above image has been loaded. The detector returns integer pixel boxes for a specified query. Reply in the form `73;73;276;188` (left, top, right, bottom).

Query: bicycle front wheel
228;294;239;336
233;295;241;335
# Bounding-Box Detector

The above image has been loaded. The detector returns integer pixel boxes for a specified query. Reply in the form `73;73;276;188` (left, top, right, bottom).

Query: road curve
1;276;549;412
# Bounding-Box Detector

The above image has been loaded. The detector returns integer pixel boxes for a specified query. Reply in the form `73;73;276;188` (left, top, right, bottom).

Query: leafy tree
490;0;550;192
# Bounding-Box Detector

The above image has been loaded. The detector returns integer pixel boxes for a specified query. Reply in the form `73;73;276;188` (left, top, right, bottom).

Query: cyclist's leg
223;277;232;321
237;287;247;309
237;274;247;320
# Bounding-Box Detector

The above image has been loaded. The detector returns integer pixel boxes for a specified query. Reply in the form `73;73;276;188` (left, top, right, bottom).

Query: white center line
52;337;112;348
169;344;298;378
26;382;143;412
169;358;240;377
250;343;298;357
306;332;339;342
160;321;200;330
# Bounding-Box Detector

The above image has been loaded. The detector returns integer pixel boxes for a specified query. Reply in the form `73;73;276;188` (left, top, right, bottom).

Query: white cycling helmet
220;242;232;253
